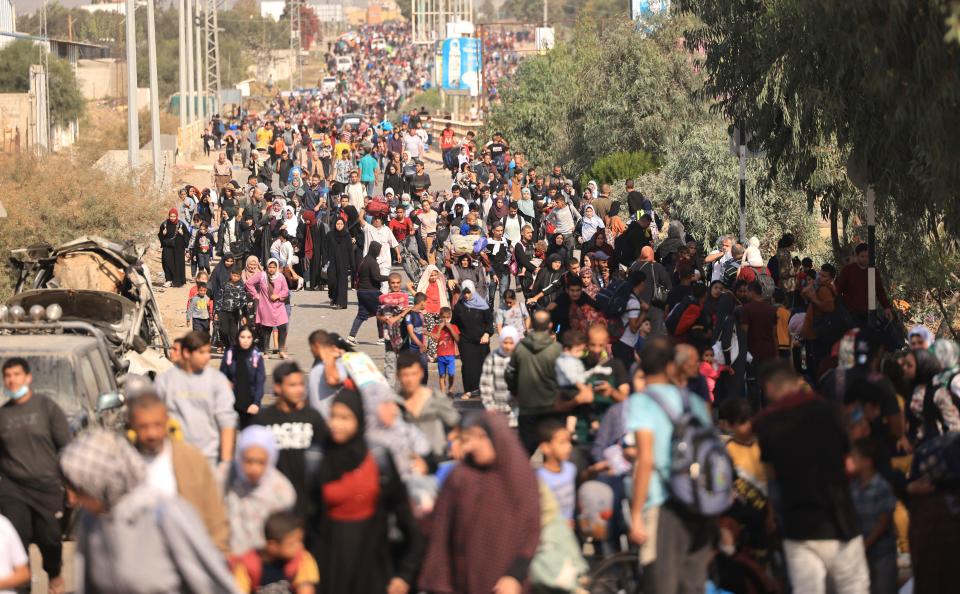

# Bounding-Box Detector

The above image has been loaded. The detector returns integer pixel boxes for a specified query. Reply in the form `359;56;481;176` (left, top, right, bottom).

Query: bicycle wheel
586;551;643;594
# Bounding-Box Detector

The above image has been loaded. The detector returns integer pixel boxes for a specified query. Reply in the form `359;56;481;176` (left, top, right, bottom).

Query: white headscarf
281;205;299;237
416;265;449;309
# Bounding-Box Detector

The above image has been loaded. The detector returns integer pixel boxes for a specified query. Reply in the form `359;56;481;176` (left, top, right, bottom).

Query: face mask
4;385;28;400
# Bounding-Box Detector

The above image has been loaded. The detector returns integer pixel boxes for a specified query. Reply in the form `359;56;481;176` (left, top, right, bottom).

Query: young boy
192;221;214;275
555;329;588;392
377;273;413;383
403;293;429;380
216;266;250;350
232;511;319;594
187;282;213;333
850;438;897;594
431;306;460;396
536;420;577;525
717;398;769;555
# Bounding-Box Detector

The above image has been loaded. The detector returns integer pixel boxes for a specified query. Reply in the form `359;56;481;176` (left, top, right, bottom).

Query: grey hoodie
506;330;563;415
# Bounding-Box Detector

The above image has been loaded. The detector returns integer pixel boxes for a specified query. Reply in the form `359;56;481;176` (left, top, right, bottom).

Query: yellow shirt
726;440;766;488
334;141;351;161
255;128;272;150
233;550;320;593
776;305;791;349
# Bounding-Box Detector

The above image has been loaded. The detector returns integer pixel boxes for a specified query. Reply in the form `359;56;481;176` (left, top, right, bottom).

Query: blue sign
441;37;482;96
631;0;669;20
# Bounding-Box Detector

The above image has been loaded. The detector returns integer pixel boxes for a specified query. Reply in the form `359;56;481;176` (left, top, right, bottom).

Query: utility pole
737;120;747;243
866;186;877;327
194;0;205;121
178;0;187;129
146;0;162;182
543;0;547;26
125;0;139;168
185;0;196;124
204;0;221;113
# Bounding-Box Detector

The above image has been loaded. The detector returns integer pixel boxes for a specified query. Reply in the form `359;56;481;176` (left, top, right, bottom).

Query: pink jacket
244;270;289;327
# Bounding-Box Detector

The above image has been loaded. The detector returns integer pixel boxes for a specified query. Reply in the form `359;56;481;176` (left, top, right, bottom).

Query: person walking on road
128;392;231;554
0;358;70;594
62;430;237;594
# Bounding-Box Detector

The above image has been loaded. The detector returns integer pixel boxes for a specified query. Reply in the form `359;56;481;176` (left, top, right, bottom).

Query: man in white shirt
128;392;230;553
361;215;399;291
345;169;367;213
706;235;734;283
403;128;424;159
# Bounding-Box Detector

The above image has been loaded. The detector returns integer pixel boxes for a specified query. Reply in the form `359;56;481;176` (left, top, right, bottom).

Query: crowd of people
2;21;959;594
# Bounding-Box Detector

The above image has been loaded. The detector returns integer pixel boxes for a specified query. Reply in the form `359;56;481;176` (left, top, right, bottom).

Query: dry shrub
0;151;164;300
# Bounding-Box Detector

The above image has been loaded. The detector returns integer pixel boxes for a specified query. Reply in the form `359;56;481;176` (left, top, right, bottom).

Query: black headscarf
366;240;382;260
331;218;350;244
318;389;368;484
232;334;254;411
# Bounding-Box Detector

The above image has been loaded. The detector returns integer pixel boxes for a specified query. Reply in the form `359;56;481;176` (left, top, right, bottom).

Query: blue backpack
646;388;734;516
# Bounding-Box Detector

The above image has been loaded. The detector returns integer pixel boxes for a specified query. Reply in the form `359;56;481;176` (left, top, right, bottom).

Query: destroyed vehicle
5;235;173;382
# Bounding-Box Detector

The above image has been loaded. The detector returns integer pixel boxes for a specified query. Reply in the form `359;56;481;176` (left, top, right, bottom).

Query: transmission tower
289;0;304;91
203;0;222;111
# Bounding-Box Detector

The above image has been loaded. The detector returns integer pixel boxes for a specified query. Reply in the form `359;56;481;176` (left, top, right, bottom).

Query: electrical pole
147;0;161;181
125;0;139;168
195;0;205;121
185;0;196;124
178;0;187;129
543;0;547;26
866;186;877;327
204;0;221;114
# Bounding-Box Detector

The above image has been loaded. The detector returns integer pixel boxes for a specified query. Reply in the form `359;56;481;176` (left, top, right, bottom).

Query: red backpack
231;549;305;591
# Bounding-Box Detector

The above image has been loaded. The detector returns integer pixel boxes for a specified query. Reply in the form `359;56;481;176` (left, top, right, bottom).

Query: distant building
307;1;345;23
79;1;146;15
0;0;16;49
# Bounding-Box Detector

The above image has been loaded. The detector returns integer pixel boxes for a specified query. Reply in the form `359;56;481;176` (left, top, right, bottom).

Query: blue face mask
4;385;28;400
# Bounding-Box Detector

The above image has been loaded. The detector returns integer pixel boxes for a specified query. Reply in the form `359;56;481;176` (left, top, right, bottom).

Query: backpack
596;280;636;318
665;298;693;335
754;268;776;301
645;387;734;516
231;549;305;590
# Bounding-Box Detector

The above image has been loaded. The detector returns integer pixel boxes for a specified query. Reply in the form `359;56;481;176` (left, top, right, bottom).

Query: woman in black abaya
322;217;354;309
158;208;188;287
310;389;423;594
302;210;325;290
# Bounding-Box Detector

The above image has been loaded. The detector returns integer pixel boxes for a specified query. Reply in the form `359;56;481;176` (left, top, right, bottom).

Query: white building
0;0;15;49
308;2;345;23
260;0;285;21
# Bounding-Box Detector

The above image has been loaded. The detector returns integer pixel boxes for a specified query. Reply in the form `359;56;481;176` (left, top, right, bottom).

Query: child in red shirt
431;306;460;396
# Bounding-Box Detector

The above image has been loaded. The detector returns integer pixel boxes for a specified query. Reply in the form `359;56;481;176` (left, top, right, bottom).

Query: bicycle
398;238;424;283
585;549;643;594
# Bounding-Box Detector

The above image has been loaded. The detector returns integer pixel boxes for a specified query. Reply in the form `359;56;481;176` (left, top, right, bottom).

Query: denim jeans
782;536;870;594
488;272;511;309
350;290;381;337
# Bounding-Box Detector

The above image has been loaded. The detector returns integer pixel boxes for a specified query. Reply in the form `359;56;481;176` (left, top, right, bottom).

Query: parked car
335;55;353;73
320;76;337;94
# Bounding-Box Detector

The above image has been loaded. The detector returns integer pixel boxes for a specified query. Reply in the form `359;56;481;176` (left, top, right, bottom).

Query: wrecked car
1;236;173;426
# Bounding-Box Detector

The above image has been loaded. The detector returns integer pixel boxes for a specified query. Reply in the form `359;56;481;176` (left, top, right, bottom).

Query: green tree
649;117;818;251
0;40;85;127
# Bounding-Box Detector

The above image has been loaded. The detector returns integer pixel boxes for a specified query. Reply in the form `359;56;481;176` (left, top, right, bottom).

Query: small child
216;266;250;350
192;221;214;275
633;318;652;354
717;398;765;492
232;511;319;594
773;288;792;360
431;306;459;396
556;329;588;434
536;420;577;525
699;345;732;403
0;513;28;591
403;293;429;379
850;438;897;594
187;282;213;333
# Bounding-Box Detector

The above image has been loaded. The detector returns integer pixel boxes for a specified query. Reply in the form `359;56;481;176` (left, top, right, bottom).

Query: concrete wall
77;58;126;100
0;93;35;152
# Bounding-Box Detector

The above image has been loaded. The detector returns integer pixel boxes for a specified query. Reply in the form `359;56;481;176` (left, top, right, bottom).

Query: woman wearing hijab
584;229;617;270
546;232;569;263
604;201;627;245
486;196;510;230
322;217;354;309
452;280;494;397
383;162;404;197
301;209;325;290
225;426;296;555
311;389;424;594
61;430;237;594
579;266;600;299
902;348;943;443
413;265;450;360
347;241;390;345
420;413;540;594
158;209;188;287
245;257;290;358
579;204;605;245
923;339;960;436
516;187;536;227
656;220;686;272
909;325;935;351
451;253;488;299
527;253;565;311
220;327;265;429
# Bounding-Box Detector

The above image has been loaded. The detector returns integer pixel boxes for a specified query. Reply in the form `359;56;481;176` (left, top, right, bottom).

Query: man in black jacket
514;224;538;297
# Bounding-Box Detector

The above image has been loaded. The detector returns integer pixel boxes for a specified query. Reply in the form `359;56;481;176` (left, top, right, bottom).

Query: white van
335;56;353;73
320;76;337;94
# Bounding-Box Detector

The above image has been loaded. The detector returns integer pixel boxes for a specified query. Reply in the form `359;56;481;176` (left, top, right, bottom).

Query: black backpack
596;280;637;318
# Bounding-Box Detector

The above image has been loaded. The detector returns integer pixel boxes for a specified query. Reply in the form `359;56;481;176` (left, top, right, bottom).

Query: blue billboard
441;37;482;97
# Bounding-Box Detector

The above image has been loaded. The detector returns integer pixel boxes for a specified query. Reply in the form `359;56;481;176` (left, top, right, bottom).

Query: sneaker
296;278;304;291
376;338;385;346
345;335;358;346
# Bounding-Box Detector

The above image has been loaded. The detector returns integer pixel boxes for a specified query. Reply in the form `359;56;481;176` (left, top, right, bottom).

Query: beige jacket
171;439;230;554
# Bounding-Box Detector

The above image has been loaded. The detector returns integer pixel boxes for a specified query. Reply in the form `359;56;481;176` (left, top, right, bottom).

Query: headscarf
60;430;146;509
933;339;960;387
270;198;286;221
234;425;279;486
266;257;282;283
658;220;685;258
586;180;599;197
908;325;934;348
242;255;262;282
460;279;489;310
318;389;368;484
166;208;178;224
497;326;519;355
580;204;604;242
416;264;450;308
301;210;317;260
419;413;540;594
281;205;299;237
517;188;535;218
365;240;382;261
331;217;350;243
492;197;509;219
640;246;655;263
579;267;599;298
